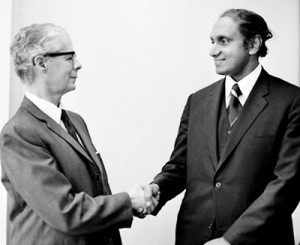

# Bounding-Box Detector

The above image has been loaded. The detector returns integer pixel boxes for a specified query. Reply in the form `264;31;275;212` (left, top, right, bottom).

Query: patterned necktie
61;109;79;143
228;83;242;127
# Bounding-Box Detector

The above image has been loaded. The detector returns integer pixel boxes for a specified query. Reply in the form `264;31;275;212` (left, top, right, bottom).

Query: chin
216;66;232;76
215;69;226;76
67;86;76;93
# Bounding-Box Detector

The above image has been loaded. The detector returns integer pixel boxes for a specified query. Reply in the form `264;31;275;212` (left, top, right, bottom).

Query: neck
26;84;61;106
231;59;259;82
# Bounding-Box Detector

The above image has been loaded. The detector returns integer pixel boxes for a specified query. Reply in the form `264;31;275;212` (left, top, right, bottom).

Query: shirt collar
25;92;63;124
225;64;262;108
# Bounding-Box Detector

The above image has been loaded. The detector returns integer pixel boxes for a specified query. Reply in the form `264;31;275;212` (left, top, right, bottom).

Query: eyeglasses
32;51;76;66
43;51;75;58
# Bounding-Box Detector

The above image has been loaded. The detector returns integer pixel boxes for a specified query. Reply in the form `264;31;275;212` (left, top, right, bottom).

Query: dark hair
220;9;273;57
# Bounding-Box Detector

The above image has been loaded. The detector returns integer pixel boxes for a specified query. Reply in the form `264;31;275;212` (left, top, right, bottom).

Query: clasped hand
129;183;160;218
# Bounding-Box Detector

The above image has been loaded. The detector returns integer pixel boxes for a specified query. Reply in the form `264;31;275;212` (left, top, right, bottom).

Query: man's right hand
143;183;160;214
129;184;148;218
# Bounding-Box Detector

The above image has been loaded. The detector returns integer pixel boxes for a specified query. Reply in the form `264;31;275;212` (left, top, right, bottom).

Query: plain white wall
1;0;299;244
0;1;12;244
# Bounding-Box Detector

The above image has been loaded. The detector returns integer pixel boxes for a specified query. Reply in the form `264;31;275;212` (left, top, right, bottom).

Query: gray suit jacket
1;97;133;245
154;69;300;245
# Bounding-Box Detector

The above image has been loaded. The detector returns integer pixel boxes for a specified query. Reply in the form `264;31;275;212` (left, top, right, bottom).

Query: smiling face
44;31;82;101
209;16;258;81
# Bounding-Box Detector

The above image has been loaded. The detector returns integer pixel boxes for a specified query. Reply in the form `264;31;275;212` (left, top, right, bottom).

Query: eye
220;38;230;45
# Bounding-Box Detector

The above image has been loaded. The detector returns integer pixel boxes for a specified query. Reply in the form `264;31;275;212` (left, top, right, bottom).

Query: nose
73;56;82;70
209;43;220;57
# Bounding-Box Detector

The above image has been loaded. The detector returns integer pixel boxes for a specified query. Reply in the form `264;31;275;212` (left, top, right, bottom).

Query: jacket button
215;182;222;188
208;223;213;229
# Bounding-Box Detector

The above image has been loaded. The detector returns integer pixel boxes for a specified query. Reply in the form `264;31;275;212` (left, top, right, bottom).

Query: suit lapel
217;70;270;170
69;114;101;166
204;79;225;169
48;118;93;163
22;97;93;163
69;113;112;194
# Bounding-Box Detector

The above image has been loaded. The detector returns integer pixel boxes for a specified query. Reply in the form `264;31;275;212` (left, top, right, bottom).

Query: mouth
214;58;225;66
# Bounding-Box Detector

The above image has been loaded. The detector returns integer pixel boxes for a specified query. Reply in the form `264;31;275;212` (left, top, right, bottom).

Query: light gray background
0;0;299;244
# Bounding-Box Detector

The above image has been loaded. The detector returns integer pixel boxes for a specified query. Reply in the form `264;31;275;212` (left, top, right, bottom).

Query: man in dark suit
143;9;300;245
0;23;148;245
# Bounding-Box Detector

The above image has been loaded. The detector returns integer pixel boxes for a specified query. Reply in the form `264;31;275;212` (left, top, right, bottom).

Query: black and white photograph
0;1;299;244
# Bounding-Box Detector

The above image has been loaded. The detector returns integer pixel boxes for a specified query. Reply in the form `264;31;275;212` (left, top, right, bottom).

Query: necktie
61;110;106;190
61;109;79;143
228;83;242;127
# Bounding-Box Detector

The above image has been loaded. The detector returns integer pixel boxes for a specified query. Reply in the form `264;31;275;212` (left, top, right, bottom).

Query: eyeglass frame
32;51;76;66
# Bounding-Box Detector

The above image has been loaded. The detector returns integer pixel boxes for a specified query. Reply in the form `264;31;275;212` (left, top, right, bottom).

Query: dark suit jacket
0;97;133;245
153;69;300;245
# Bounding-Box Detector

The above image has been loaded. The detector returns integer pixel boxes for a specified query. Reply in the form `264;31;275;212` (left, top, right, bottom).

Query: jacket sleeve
0;120;133;235
152;95;192;213
224;94;300;244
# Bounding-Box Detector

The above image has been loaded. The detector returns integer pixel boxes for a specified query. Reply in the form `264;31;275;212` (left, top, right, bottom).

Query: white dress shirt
25;92;81;135
225;65;262;108
25;92;63;124
26;92;84;145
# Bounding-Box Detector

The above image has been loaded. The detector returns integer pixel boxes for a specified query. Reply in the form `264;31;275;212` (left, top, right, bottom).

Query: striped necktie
228;83;242;127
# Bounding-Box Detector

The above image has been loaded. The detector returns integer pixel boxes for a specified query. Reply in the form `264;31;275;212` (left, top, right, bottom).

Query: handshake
129;183;160;218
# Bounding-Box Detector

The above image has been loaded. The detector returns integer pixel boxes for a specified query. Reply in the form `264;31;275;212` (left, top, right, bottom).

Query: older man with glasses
0;23;149;245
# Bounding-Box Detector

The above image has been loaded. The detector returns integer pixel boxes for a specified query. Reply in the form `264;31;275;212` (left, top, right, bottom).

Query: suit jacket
153;69;300;245
0;97;133;245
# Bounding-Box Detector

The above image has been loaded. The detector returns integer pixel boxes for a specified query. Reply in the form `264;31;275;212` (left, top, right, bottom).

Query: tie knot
231;84;242;98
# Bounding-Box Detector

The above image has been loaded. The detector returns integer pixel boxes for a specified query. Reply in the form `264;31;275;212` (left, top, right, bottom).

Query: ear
248;35;262;55
33;56;47;70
